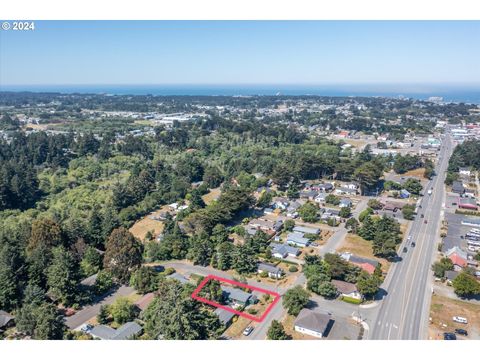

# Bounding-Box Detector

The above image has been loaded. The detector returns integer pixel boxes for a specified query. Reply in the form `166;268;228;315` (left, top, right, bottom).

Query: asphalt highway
370;133;453;339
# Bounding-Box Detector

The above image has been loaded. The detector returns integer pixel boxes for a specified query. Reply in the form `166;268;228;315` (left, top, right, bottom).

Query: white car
452;316;468;324
80;324;93;333
242;326;254;336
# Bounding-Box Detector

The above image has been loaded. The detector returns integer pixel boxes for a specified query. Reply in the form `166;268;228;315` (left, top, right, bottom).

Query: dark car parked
443;332;457;340
455;329;468;336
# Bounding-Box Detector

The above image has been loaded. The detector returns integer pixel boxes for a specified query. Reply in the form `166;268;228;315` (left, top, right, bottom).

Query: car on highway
453;316;468;324
455;328;468;336
411;242;416;247
421;214;424;218
243;326;254;336
424;220;428;224
407;235;412;241
403;247;408;253
443;332;457;340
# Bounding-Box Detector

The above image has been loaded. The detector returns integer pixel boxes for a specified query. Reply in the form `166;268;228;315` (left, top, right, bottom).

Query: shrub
341;296;363;304
289;265;298;273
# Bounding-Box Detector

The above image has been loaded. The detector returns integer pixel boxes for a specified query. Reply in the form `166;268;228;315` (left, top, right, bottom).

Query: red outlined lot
191;274;280;322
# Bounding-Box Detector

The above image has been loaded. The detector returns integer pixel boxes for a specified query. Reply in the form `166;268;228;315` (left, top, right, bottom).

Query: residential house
215;308;235;327
257;262;283;279
270;243;300;258
286;200;303;218
272;197;289;210
317;183;334;192
299;190;319;201
445;270;460;284
80;273;98;287
339;198;353;208
287;232;310;248
382;200;407;212
335;187;357;196
90;322;143;340
340;252;379;274
248;218;283;233
452;181;465;195
134;293;155;312
221;286;254;307
314;192;327;204
294;309;333;338
344;183;359;191
459;168;471;177
293;226;320;235
331;280;363;300
335;186;357;196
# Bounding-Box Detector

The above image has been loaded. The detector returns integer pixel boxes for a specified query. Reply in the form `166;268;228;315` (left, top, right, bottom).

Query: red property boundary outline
191;274;280;322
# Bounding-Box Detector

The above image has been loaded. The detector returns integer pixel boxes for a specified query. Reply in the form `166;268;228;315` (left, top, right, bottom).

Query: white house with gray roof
287;232;310;247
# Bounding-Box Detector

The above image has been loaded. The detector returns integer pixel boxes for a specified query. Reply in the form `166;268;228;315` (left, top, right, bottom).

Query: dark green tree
103;227;143;283
283;286;310;316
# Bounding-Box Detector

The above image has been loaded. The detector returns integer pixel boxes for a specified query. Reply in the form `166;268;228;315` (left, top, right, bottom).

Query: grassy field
128;205;170;241
337;233;390;273
403;168;426;178
202;187;221;205
429;294;480;340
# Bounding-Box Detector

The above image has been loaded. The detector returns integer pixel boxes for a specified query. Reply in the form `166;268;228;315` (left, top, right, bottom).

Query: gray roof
445;270;459;281
299;190;318;198
258;262;282;275
287;232;310;245
214;308;235;325
90;325;117;340
90;322;142;340
270;243;300;257
294;309;332;334
80;273;98;287
112;322;143;340
452;181;465;193
221;286;251;303
338;187;356;193
293;226;320;235
343;253;379;267
0;310;14;328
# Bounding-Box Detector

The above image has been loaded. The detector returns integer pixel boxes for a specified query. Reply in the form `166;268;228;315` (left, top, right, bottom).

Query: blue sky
1;21;479;86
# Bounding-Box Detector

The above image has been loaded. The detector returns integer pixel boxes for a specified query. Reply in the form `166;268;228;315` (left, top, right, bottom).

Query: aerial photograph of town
1;3;480;356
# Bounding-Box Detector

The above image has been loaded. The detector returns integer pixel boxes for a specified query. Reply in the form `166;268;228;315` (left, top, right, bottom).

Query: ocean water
2;84;480;104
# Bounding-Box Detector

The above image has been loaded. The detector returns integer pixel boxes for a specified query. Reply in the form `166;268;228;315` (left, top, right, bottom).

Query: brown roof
134;293;155;311
331;280;358;294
